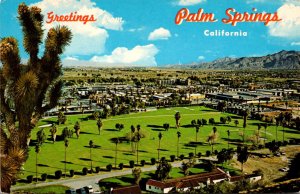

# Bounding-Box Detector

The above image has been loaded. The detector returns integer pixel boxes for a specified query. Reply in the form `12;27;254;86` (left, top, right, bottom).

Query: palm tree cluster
0;3;72;192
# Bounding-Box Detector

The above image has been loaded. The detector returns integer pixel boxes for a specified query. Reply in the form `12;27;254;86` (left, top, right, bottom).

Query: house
146;168;230;193
110;185;141;194
146;168;262;193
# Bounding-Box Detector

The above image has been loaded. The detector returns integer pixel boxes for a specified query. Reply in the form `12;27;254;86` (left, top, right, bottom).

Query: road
11;161;184;192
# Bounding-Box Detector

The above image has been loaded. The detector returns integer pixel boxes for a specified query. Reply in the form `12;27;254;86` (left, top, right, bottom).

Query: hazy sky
1;0;299;67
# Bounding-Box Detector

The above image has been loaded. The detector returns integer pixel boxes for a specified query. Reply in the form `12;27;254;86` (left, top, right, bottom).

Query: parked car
84;185;94;193
76;188;87;194
65;189;76;194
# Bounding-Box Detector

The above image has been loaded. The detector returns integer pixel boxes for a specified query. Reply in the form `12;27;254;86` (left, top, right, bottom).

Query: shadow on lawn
283;129;300;135
221;138;243;143
151;128;165;131
104;128;119;132
147;124;164;128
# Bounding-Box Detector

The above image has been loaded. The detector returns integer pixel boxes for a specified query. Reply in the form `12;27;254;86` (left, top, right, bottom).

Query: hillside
188;50;300;69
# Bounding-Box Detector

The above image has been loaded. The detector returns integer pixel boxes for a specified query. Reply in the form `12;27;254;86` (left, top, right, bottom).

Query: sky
0;0;299;67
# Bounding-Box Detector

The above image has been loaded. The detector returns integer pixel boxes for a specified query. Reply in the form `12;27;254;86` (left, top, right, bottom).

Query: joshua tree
35;144;40;183
74;121;80;139
158;132;163;161
89;140;94;172
96;119;103;135
49;124;57;143
175;112;181;129
64;139;69;178
114;138;120;169
177;131;181;158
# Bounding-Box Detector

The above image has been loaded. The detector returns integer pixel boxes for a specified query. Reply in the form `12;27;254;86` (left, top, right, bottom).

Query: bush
179;154;185;160
82;167;88;175
189;152;194;158
141;160;146;166
170;155;176;162
41;173;47;181
70;170;74;177
27;175;33;183
283;141;288;146
161;157;166;162
197;152;202;158
106;164;112;171
151;158;156;165
258;144;264;149
206;150;211;157
55;170;62;179
289;139;295;145
214;150;218;155
129;160;135;168
95;166;101;173
119;163;124;170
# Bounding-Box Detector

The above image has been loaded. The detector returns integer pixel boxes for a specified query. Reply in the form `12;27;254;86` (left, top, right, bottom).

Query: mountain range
186;50;300;69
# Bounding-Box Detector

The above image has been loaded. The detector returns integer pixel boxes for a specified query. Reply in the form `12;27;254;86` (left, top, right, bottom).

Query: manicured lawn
14;185;69;194
20;106;299;182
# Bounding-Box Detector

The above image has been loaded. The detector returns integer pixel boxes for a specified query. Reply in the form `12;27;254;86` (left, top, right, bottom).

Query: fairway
21;106;299;182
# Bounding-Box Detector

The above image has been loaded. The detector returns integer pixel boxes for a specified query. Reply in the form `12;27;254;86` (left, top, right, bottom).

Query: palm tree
158;132;163;161
257;124;261;144
195;126;200;155
135;133;141;164
275;117;279;142
0;3;72;191
130;125;135;153
114;138;120;169
175;112;181;129
227;130;230;149
36;129;46;146
35;144;40;182
96;119;103;135
89;140;94;172
177;131;181;158
64;139;69;178
263;123;268;145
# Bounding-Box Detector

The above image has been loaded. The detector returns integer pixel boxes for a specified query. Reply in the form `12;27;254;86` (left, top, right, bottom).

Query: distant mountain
188;50;300;69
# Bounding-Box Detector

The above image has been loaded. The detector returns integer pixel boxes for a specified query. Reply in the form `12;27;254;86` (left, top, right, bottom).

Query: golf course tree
155;158;172;181
177;131;181;158
58;111;67;124
132;132;142;164
265;140;280;155
35;144;40;182
89;140;94;172
115;123;124;131
275;117;280;142
209;118;215;125
257;124;261;144
263;123;268;144
158;132;163;161
175;112;181;129
49;124;57;143
114;138;120;169
163;123;170;131
242;109;249;129
207;128;217;154
227;116;232;124
234;120;239;127
96;118;103;135
64;139;69;178
0;2;72;189
130;125;136;152
237;145;249;173
74;121;80;139
36;128;46;146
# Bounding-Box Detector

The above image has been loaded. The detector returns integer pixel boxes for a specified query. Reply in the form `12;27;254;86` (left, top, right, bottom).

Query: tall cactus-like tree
0;3;72;192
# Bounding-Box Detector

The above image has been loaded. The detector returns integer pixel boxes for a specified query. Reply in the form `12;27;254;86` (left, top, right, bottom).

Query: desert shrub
95;166;100;173
55;170;62;179
70;170;74;177
179;154;185;160
27;175;33;183
151;158;156;165
129;160;135;168
106;164;112;171
170;155;176;162
119;163;124;170
82;167;88;175
41;173;47;181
